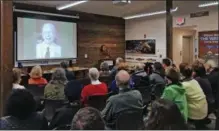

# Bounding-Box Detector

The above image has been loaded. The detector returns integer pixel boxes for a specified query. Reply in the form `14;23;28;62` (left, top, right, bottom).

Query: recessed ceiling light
124;7;178;20
57;0;88;10
198;1;219;8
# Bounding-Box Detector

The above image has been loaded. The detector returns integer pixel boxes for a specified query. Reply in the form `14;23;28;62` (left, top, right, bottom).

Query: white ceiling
14;0;218;18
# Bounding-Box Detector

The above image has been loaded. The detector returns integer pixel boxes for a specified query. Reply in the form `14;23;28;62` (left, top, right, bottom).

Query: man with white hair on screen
102;70;143;129
80;67;108;106
36;23;61;59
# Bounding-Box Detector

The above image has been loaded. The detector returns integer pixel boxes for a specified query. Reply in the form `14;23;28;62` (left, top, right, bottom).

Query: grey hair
100;62;109;71
50;68;67;85
115;70;130;88
116;57;124;65
136;63;145;71
89;68;100;81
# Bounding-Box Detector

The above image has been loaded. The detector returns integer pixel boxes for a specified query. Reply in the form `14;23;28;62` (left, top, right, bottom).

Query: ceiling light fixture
124;7;178;20
57;0;88;10
198;1;219;8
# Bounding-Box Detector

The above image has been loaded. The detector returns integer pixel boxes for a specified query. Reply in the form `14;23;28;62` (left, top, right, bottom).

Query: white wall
125;9;218;64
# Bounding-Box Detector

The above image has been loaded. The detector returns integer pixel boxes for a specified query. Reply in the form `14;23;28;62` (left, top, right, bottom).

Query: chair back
87;95;107;111
26;84;46;97
43;99;66;122
116;110;144;130
65;80;83;102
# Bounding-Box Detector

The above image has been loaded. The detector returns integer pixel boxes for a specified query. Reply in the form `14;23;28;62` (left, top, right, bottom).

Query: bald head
115;70;130;88
89;68;100;81
136;63;145;71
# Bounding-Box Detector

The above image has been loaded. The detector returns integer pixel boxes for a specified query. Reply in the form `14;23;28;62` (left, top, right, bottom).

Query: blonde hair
29;65;43;78
206;59;217;68
12;68;22;83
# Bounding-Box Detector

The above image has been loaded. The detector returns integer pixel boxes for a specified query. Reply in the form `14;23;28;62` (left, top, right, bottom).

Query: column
0;0;13;116
166;0;173;59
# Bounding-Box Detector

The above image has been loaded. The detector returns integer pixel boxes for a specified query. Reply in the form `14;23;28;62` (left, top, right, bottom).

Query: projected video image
17;18;77;60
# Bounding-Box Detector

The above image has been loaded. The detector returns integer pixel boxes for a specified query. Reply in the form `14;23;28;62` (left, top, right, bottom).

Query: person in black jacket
60;61;75;81
192;62;215;113
205;60;219;109
0;89;48;130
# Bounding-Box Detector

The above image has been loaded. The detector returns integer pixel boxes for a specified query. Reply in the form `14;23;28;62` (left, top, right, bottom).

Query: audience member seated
44;68;67;100
179;63;208;129
192;62;215;113
65;80;83;103
99;62;111;77
49;90;81;129
102;70;143;129
110;57;124;79
161;67;188;121
162;58;172;70
145;99;187;130
60;61;75;81
149;62;165;84
71;107;105;130
205;59;219;109
110;62;134;93
12;68;25;90
0;89;48;130
28;65;48;85
144;62;153;75
132;63;149;87
81;68;108;106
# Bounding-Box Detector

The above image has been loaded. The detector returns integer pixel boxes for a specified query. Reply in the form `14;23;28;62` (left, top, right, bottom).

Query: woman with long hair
145;99;187;130
44;68;68;100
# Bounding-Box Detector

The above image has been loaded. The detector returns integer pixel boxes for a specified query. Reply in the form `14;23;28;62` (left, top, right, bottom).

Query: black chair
87;95;108;111
26;84;46;97
116;110;144;130
151;83;165;100
42;99;66;122
65;80;83;102
136;86;152;105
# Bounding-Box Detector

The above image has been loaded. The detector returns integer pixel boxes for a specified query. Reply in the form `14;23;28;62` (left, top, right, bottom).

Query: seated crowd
0;57;219;130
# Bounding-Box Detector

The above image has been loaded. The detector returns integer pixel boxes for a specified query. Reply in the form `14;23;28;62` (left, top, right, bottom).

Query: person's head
205;59;217;72
41;23;56;44
145;62;153;75
71;107;105;130
115;57;124;66
162;58;172;69
115;70;130;88
179;63;192;79
145;99;187;130
100;45;107;52
135;63;145;71
165;67;180;84
88;68;100;81
6;89;36;120
192;62;206;78
117;62;129;72
12;68;22;84
100;62;109;72
60;61;68;69
50;68;67;84
29;65;43;79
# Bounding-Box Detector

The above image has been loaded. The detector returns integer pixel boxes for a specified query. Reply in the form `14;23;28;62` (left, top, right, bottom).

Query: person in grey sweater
102;70;143;129
149;62;166;85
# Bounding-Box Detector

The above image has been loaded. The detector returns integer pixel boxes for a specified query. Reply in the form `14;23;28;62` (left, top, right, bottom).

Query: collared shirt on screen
36;42;61;59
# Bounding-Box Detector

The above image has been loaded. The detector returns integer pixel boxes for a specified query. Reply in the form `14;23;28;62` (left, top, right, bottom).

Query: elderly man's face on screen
42;23;56;44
